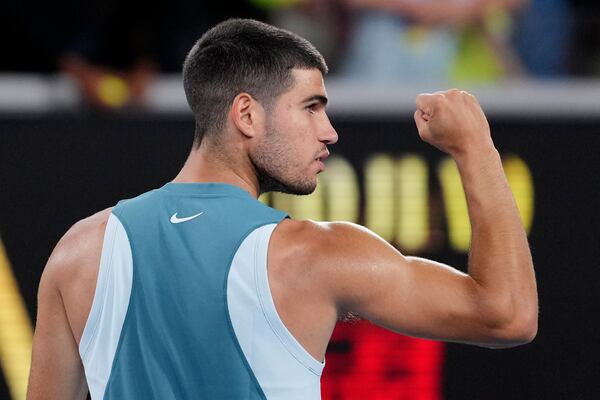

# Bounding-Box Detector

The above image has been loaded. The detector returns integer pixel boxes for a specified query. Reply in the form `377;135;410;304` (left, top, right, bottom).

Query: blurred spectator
1;0;266;109
336;0;528;83
2;0;599;84
56;0;160;109
60;0;267;109
511;0;572;77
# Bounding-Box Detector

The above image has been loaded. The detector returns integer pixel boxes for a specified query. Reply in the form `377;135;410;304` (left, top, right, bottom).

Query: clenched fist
414;89;494;158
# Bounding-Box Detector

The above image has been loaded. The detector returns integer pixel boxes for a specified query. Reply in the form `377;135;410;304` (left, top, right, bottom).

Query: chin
293;174;318;195
278;181;316;196
291;184;317;196
258;174;317;196
280;177;317;196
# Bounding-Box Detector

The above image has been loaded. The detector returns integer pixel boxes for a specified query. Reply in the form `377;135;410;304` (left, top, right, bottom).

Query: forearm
456;145;537;334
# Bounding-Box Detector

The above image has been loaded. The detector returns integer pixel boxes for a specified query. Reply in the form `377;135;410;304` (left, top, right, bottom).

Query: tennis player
27;19;537;399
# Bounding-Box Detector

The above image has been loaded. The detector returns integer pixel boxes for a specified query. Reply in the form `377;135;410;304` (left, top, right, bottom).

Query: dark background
1;112;599;399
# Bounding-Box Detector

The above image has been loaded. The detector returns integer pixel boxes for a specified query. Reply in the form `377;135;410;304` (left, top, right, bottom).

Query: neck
172;141;260;198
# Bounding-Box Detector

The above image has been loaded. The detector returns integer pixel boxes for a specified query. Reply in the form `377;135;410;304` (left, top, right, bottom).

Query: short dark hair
182;18;328;146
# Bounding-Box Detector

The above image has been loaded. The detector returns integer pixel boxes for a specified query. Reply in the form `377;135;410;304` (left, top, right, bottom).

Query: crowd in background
1;0;598;109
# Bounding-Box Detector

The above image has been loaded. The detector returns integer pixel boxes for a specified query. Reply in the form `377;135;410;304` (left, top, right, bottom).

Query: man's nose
321;116;338;145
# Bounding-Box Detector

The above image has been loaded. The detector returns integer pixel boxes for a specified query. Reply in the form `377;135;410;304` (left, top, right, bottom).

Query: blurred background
1;0;599;399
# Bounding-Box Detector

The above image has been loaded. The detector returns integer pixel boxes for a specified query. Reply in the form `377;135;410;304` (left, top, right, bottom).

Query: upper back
79;183;295;399
53;183;349;399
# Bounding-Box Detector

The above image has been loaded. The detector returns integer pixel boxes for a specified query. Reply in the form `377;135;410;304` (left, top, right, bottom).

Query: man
26;18;537;399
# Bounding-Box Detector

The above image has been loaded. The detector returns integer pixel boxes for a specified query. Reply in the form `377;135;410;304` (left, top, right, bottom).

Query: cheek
268;112;315;166
290;115;318;144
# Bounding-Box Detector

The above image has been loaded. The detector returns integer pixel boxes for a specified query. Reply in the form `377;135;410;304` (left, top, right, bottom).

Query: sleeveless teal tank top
85;183;288;398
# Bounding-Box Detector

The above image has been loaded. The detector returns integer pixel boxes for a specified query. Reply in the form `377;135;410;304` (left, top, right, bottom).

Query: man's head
182;19;337;195
183;18;328;145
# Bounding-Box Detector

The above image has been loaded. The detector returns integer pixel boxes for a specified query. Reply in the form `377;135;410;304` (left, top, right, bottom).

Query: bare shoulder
57;207;113;250
39;207;113;343
273;218;365;244
270;218;409;312
44;207;113;286
272;218;399;261
268;219;355;292
270;219;402;292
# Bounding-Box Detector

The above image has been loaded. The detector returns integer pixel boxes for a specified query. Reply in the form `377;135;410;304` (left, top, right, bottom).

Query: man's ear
230;92;264;139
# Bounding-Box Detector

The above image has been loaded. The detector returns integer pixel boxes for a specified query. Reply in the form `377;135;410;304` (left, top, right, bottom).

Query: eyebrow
301;94;328;106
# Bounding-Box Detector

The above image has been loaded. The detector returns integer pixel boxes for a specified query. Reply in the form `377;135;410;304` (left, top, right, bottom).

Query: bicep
27;262;87;400
323;224;498;346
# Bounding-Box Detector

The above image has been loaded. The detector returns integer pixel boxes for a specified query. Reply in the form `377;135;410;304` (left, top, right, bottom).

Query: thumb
413;109;430;139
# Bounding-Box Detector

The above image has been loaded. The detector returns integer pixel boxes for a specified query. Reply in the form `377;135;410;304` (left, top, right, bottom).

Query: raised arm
275;89;537;350
414;89;538;345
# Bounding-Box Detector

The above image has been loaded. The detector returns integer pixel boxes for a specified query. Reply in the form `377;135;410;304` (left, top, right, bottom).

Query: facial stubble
251;119;317;196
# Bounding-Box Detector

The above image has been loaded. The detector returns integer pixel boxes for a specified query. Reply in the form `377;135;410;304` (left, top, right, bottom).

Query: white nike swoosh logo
170;212;203;224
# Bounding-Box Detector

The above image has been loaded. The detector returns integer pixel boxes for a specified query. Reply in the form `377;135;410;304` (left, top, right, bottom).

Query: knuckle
416;93;431;106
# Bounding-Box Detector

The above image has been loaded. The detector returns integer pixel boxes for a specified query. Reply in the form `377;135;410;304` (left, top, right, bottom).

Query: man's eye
306;104;318;113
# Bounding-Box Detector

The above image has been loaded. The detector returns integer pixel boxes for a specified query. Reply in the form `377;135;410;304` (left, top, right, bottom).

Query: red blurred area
322;321;445;400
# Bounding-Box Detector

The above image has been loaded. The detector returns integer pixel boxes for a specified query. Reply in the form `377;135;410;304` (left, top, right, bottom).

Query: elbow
503;311;538;347
520;307;539;343
480;304;538;349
